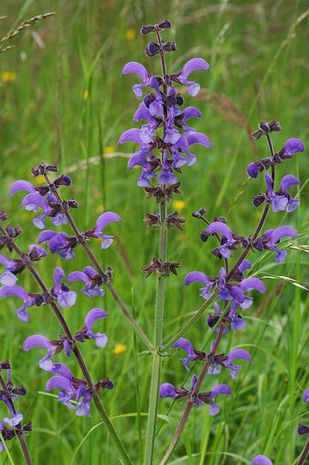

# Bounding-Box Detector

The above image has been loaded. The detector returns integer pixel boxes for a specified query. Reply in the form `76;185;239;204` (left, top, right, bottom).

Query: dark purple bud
145;42;160;57
253;193;266;207
176;94;184;106
23;422;32;432
68;199;78;208
36;185;49;196
213;216;226;223
162;41;177;53
159;19;172;29
0;361;11;370
200;229;209;242
12;385;27;396
0;210;8;221
54;175;72;187
298;423;309;435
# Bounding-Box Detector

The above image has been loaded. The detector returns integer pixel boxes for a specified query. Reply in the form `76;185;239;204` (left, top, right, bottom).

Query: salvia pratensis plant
0;361;31;464
0;18;307;465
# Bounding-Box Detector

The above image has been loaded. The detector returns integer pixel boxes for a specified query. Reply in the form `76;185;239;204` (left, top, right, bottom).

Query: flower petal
303;388;309;402
280;174;300;191
239;277;266;293
180;58;209;78
173;338;195;356
283;138;304;157
252;456;273;465
210;384;232;399
45;375;74;393
207;221;233;240
227;348;251;363
122;61;149;81
160;383;176;398
118;128;143;145
186;131;212;148
23;335;52;351
271;226;298;244
184;271;210;286
85;307;109;330
9;180;35;195
95;212;121;233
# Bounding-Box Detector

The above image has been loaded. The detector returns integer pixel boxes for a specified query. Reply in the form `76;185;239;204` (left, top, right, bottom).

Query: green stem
144;201;168;465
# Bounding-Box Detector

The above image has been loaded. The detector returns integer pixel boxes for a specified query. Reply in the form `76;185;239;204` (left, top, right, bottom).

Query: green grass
0;1;308;464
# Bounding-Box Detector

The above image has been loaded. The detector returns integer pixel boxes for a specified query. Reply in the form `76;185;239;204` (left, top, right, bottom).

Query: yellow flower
1;71;16;82
179;233;188;242
96;204;104;213
82;89;89;101
114;343;127;355
33;175;46;186
173;200;186;210
125;28;136;40
104;146;115;156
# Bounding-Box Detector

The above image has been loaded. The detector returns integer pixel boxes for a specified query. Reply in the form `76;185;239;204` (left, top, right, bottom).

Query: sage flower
252;456;273;465
265;174;300;212
68;266;104;298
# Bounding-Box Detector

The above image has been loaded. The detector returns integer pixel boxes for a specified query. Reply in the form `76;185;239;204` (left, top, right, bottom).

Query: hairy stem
0;374;32;465
3;236;132;465
144;200;168;465
43;173;152;350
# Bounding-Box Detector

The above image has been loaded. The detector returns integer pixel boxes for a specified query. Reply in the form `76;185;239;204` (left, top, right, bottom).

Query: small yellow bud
1;71;16;82
172;200;186;210
125;28;136;40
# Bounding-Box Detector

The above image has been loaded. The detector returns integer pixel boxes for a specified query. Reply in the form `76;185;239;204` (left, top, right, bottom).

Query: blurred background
0;1;308;464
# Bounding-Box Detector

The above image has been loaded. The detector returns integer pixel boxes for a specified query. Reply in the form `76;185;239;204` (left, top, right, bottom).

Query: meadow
0;1;308;464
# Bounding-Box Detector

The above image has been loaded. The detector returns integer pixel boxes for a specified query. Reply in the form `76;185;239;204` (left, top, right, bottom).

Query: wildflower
82;89;89;101
172;200;186;211
252;456;273;465
1;71;16;82
45;364;93;416
303;388;309;403
207;302;247;332
160;375;231;415
121;62;151;98
114;343;127;355
38;230;77;259
23;335;62;370
125;28;136;40
200;221;237;259
52;267;76;308
264;174;300;212
104;146;115;155
68;266;104;297
0;285;34;322
170;58;210;96
253;225;298;263
85;212;121;249
75;308;109;348
280;138;304;159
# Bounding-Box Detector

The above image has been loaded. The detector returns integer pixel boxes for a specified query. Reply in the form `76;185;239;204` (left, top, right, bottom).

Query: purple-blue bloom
92;212;121;249
45;363;93;416
23;335;60;371
52;267;76;308
303;388;309;402
282;138;304;158
265;173;300;212
0;285;34;322
254;225;298;263
68;266;104;297
170;58;209;96
252;456;273;465
75;308;109;348
38;230;76;260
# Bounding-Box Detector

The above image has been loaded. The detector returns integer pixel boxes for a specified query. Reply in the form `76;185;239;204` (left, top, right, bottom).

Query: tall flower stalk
120;20;211;463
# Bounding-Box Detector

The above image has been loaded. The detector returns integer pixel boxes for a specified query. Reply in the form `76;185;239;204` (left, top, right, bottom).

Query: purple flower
202;221;236;258
38;230;76;260
265;174;300;212
223;348;251;379
184;271;215;300
282;138;304;158
252;456;273;465
160;376;231;415
52;267;76;307
2;413;23;427
122;61;150;98
171;58;210;96
303;388;309;402
91;212;121;249
206;384;231;415
68;266;104;298
208;302;247;332
23;335;59;371
173;338;200;370
75;308;109;348
45;364;93;416
254;226;298;263
0;285;34;322
0;255;19;285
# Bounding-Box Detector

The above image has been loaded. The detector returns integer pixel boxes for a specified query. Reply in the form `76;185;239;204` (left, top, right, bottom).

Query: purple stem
297;437;309;465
